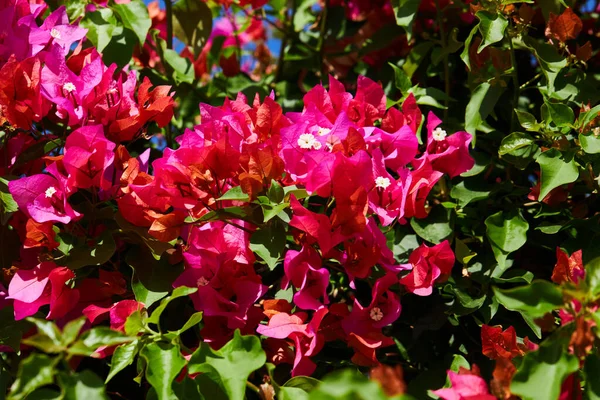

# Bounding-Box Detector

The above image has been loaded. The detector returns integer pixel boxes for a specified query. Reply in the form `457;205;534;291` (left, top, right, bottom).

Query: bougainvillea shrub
1;0;600;399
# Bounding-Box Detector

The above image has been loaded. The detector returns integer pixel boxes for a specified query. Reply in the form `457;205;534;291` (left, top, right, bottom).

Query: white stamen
317;127;331;136
197;276;209;287
593;127;600;137
375;176;391;189
45;186;57;198
297;133;318;150
62;82;76;93
432;127;447;141
370;307;384;321
50;28;61;39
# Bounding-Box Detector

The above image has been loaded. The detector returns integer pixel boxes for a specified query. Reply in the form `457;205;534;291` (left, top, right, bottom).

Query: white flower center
375;176;391;189
63;82;76;93
432;127;447;141
50;28;61;39
317;127;331;136
297;133;319;150
45;186;57;198
370;307;384;321
197;276;209;287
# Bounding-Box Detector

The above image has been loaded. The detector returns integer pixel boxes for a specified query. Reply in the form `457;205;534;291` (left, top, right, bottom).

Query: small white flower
45;186;57;198
50;28;61;39
375;176;391;189
317;127;331;136
197;276;209;287
297;133;318;149
62;82;76;93
369;307;384;322
593;127;600;137
312;140;322;150
432;127;447;141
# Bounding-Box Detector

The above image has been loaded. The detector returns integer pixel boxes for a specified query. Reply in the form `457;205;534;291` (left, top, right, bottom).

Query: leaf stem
246;380;261;394
165;0;173;50
508;33;519;131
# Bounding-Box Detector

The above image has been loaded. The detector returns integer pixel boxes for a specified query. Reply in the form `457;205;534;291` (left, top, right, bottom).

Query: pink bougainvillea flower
381;93;422;136
26;6;87;56
64;124;116;190
552;248;584;284
433;369;496;400
342;273;401;336
7;262;79;320
40;44;104;126
289;197;345;254
9;162;81;224
83;299;144;332
257;308;328;376
368;149;412;226
414;112;475;178
282;245;329;311
399;240;455;296
403;158;444;219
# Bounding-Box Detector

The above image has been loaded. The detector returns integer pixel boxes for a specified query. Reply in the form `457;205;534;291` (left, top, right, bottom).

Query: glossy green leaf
188;330;266;400
391;0;420;38
499;132;536;155
140;342;187;400
147;286;198;326
465;81;504;137
106;341;139;383
172;312;203;335
58;370;109;400
515;110;543;132
172;0;212;56
579;133;600;154
80;8;117;52
485;210;529;254
309;369;389;400
545;101;574;127
217;186;250;202
250;222;286;270
9;353;57;400
476;11;508;52
460;25;478;70
410;205;453;244
511;337;578;400
111;0;151;45
536;149;579;200
493;280;564;318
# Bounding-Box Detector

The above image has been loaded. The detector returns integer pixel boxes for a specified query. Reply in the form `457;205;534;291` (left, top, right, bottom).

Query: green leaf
132;271;168;309
217;186;250;202
9;353;57;400
524;37;567;94
279;387;309;400
283;376;320;391
585;257;600;296
545;101;574;127
57;230;116;269
80;8;117;52
0;307;29;352
163;48;195;85
69;327;135;357
579;133;600;154
476;11;508;52
511;337;578;400
450;180;490;207
493;280;564;318
147;286;198;327
410;205;454;244
389;63;412;94
106;341;139;383
250;222;286;270
391;0;420;38
188;330;266;400
124;310;145;336
432;28;463;65
309;369;388;400
58;370;109;400
536;149;579;200
61;317;87;346
172;0;212;56
0;177;18;225
460;25;479;70
515;109;543;132
267;180;284;204
140;342;187;400
465;82;504;138
111;0;151;45
584;353;600;400
126;247;183;305
485;210;529;254
172;312;203;335
499;132;536;155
